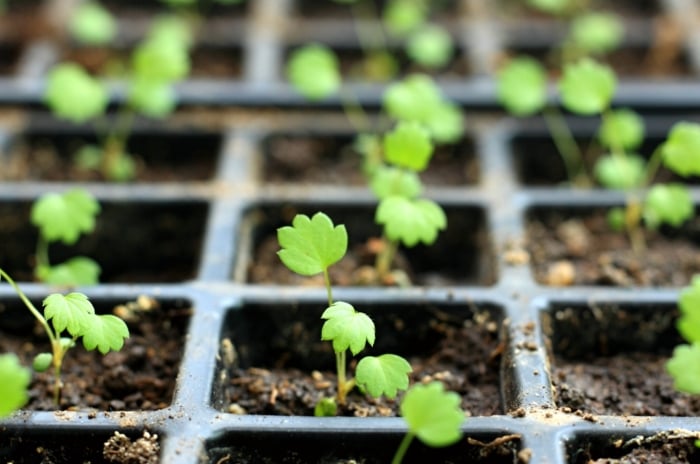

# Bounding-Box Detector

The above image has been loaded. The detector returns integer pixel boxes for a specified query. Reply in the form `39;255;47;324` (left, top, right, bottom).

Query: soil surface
263;135;479;186
573;432;700;464
219;307;503;417
527;210;700;287
2;131;220;182
0;296;191;411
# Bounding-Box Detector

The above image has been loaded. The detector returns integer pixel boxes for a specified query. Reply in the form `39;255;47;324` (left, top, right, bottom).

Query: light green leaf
406;25;453;69
678;276;700;343
370;166;422;200
36;257;101;287
497;57;547;116
321;302;375;355
0;354;30;417
43;292;95;338
128;79;176;118
661;122;700;177
643;183;693;229
287;44;340;101
599;109;645;151
383;74;442;123
667;343;700;394
133;38;190;83
558;58;616;115
81;314;130;354
31;189;100;245
384;122;433;172
383;0;427;36
148;14;193;49
593;154;645;189
423;101;464;144
33;352;53;372
356;354;411;399
401;381;465;447
44;64;108;124
527;0;571;14
376;197;446;247
569;12;624;55
69;1;116;46
277;212;348;276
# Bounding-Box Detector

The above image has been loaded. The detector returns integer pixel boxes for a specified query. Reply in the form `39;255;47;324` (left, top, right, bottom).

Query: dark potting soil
527;210;700;287
263;135;479;186
219;305;503;417
2;130;221;182
572;432;700;464
0;296;191;411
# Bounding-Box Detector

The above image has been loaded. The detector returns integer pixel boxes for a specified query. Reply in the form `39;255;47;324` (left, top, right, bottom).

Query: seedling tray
2;0;700;463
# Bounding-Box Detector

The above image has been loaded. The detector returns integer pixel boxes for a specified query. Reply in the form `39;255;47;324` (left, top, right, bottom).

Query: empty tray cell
262;133;478;185
206;429;520;463
241;202;496;286
0;200;208;283
213;302;504;416
526;206;700;287
0;42;22;76
190;45;243;79
545;302;700;416
0;295;191;410
4;128;222;181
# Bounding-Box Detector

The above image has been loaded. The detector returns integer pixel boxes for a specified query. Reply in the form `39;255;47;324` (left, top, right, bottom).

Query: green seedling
370;121;447;284
45;13;192;181
277;212;411;410
31;189;101;286
0;270;129;405
392;381;465;464
667;276;700;394
286;44;341;101
0;353;31;417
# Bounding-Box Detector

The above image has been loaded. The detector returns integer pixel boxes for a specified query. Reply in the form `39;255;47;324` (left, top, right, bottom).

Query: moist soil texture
219;308;503;417
573;433;700;464
0;297;191;411
527;210;700;286
263;135;479;186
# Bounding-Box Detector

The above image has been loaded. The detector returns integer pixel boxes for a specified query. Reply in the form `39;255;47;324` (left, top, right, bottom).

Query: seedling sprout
0;270;129;405
277;212;411;409
0;353;30;417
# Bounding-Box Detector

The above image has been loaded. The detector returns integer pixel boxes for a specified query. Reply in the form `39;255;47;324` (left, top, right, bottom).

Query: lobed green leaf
558;58;616;115
643;183;693;229
667;343;700;394
383;0;427;36
43;292;95;338
36;257;101;287
370;166;422;200
599;109;645;151
321;302;375;355
383;121;434;172
287;44;340;101
129;79;177;118
355;354;411;399
0;354;30;417
376;197;446;247
277;212;348;276
677;276;700;343
661;122;700;177
569;12;624;55
69;1;116;46
31;189;100;245
406;25;454;69
593;154;645;190
497;57;547;116
81;314;130;355
132;38;190;83
400;381;465;447
44;64;108;124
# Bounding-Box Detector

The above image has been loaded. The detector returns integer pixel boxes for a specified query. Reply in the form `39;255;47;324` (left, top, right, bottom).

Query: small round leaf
497;57;548;116
287;44;340;101
558;58;616;115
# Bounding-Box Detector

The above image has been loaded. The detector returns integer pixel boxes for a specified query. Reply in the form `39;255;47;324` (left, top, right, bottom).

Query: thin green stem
0;269;63;404
323;267;334;308
351;0;387;55
644;146;664;187
336;350;347;405
543;106;590;187
391;432;415;464
101;106;136;180
375;236;399;281
35;235;50;275
339;86;371;134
